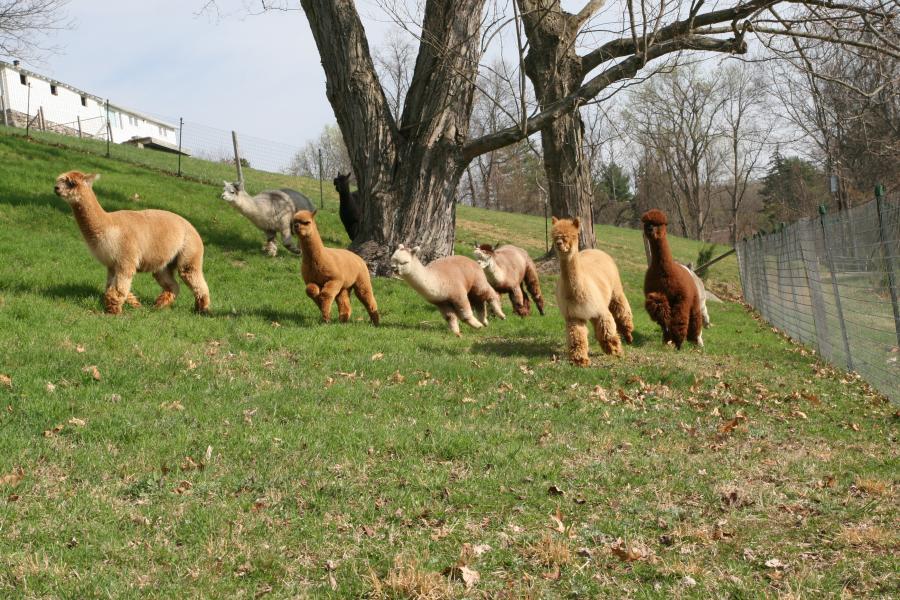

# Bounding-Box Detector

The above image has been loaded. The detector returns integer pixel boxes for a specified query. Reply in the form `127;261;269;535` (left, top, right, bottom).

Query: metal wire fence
737;192;900;403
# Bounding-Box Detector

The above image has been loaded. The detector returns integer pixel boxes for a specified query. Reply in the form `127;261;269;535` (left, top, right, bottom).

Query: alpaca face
390;244;418;277
641;209;668;241
333;173;351;192
221;181;240;203
551;218;580;255
291;210;318;238
473;245;495;269
54;171;97;204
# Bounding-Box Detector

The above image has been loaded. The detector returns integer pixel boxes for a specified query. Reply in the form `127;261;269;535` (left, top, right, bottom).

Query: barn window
50;84;58;96
81;95;87;107
19;73;27;85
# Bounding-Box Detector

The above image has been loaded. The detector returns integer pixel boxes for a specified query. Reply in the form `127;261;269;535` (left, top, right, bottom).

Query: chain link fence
737;193;900;403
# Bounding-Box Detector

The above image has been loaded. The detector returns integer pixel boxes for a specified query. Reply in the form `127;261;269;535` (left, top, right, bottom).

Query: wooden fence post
231;130;244;188
819;206;854;371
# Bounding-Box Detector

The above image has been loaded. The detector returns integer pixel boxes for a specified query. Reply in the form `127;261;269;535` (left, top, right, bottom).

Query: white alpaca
680;263;711;327
390;244;506;336
221;181;316;256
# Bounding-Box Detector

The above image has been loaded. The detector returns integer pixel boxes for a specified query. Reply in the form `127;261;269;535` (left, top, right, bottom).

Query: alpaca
472;243;545;317
55;171;210;314
333;173;361;241
221;181;315;256
551;217;633;365
291;210;379;325
390;245;505;336
642;209;704;348
680;263;711;327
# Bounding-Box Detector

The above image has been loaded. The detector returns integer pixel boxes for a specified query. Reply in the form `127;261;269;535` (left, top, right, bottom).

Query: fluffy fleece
680;263;711;327
55;171;210;314
642;209;704;348
221;181;315;256
552;217;633;365
473;243;545;317
391;244;505;336
333;173;361;241
291;210;379;324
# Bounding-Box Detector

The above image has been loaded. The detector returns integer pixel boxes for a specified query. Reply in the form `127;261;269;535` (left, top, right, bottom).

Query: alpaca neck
557;250;586;295
299;229;327;263
70;188;111;239
402;259;441;300
484;260;505;285
647;235;676;269
233;190;258;214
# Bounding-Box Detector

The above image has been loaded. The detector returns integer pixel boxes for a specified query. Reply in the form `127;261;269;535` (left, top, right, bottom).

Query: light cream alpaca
473;243;545;317
54;171;210;314
390;245;505;336
291;210;379;324
552;217;633;365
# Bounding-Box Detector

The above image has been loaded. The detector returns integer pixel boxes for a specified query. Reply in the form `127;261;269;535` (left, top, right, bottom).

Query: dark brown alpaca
332;173;361;241
642;209;704;349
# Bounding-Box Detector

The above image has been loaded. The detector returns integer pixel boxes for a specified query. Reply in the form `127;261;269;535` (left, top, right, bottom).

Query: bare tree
0;0;70;59
286;123;351;179
373;30;416;119
228;0;900;271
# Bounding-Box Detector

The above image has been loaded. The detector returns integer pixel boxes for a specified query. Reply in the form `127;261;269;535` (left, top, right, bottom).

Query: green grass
0;132;897;599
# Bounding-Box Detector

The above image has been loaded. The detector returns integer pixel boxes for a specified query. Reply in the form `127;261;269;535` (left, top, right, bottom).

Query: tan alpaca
473;243;545;317
390;244;505;336
552;217;633;365
54;171;210;314
291;210;379;324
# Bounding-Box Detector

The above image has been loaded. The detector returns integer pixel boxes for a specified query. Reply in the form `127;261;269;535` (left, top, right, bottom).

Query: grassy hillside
0;132;896;599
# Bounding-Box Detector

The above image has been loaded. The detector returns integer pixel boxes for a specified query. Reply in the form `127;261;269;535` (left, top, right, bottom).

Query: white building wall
0;63;177;144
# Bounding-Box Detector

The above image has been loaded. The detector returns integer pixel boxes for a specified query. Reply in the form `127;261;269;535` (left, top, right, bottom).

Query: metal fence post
177;118;183;177
231;130;244;187
318;148;324;210
25;83;31;136
874;184;900;348
105;99;111;157
819;206;854;371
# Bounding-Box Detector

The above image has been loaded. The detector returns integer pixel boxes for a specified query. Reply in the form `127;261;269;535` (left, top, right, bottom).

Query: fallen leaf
43;424;64;437
471;544;492;557
389;371;405;384
461;397;476;404
161;400;184;411
549;507;565;533
764;557;786;569
243;408;257;424
547;485;564;496
541;564;560;580
173;480;193;494
609;538;653;562
75;344;86;353
370;352;384;361
681;575;697;587
0;467;24;487
443;565;479;589
0;374;11;388
204;445;213;463
590;385;609;401
67;417;86;427
45;382;56;393
82;365;101;381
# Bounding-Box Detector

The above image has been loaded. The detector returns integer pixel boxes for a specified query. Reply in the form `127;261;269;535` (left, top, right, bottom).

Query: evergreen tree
760;152;829;225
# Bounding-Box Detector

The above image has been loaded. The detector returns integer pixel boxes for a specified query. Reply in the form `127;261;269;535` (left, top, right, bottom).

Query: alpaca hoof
338;314;350;323
622;331;633;344
154;291;176;309
194;297;210;314
125;294;142;308
370;311;380;326
696;334;704;347
571;356;590;367
263;242;277;257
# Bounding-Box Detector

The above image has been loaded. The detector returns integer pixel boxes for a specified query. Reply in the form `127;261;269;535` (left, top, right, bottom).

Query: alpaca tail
645;292;671;326
523;258;545;315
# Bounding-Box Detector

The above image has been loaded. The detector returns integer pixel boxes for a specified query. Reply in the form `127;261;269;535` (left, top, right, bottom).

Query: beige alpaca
552;217;633;365
54;171;210;314
291;210;379;324
390;245;505;336
473;243;545;317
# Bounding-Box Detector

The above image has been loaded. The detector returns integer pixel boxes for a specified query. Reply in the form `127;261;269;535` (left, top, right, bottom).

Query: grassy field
0;132;897;599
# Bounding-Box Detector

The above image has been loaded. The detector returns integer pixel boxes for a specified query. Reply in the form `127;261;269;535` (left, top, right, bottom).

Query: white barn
0;59;182;152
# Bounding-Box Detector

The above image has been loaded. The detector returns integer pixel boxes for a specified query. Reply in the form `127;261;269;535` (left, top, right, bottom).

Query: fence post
318;148;324;210
231;130;244;188
25;83;31;136
177;118;183;177
819;205;854;371
874;184;900;348
38;106;45;131
0;95;7;127
105;100;111;157
77;115;82;138
798;218;833;359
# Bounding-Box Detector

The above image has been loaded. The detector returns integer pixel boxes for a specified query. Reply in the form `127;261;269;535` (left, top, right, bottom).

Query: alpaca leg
688;304;704;347
281;228;302;255
352;276;380;326
591;311;623;356
336;289;352;323
438;302;462;337
454;298;483;330
305;283;321;301
510;286;529;317
523;265;544;315
178;263;210;314
566;319;591;366
317;280;343;323
609;290;634;344
701;301;711;328
487;292;506;321
470;296;488;326
107;268;140;308
152;265;180;308
668;302;690;350
104;268;136;315
263;231;278;257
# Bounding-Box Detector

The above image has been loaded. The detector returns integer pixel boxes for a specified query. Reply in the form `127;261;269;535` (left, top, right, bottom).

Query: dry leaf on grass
45;382;56;393
609;538;653;562
0;467;24;487
0;374;11;388
67;417;86;427
764;557;786;569
442;564;479;589
371;352;384;361
43;424;64;437
549;507;566;533
389;371;405;384
82;365;101;381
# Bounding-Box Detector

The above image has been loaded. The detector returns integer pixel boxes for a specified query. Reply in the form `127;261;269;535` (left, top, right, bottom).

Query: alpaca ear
397;243;406;251
572;217;580;229
411;245;421;256
83;173;100;186
551;216;559;224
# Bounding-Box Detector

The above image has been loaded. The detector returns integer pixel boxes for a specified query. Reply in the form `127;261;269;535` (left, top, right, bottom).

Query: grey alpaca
221;182;316;256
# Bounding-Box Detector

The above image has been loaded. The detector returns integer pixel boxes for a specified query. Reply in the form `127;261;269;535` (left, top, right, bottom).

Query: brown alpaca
473;243;545;317
552;217;634;365
291;210;379;325
54;171;210;314
390;244;505;336
641;209;704;348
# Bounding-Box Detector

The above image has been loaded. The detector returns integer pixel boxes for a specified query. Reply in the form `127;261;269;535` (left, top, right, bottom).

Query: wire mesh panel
738;197;900;404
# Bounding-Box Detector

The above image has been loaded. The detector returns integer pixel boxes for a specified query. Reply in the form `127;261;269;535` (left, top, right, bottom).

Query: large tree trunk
300;0;483;273
519;1;596;250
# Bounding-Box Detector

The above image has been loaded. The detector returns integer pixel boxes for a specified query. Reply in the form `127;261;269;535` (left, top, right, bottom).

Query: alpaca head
390;244;421;277
551;217;580;255
333;172;351;193
641;209;668;241
221;181;244;203
291;209;319;239
54;171;99;204
472;243;496;269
